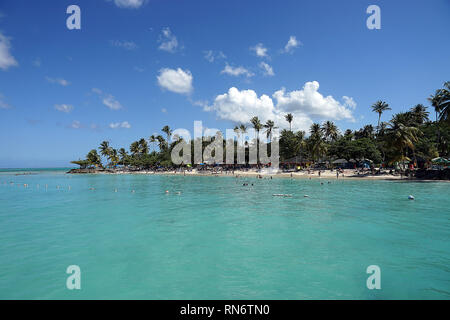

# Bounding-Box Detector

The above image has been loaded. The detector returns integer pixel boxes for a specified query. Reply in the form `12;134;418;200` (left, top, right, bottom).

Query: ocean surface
0;168;449;299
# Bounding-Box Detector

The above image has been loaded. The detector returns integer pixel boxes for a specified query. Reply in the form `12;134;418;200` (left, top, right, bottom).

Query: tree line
72;81;449;169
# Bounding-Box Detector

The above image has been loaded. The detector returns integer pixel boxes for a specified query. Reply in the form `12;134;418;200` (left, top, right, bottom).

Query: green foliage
73;82;450;168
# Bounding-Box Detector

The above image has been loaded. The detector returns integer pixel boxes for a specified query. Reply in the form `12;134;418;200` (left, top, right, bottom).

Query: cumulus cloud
46;77;70;86
92;88;123;110
283;36;301;53
158;27;178;53
109;0;146;9
204;50;226;63
259;62;274;76
110;40;138;50
0;93;12;109
157;68;193;94
54;104;73;113
221;64;254;77
251;43;268;58
273;81;354;121
203;87;313;132
109;121;131;129
203;81;356;132
0;32;18;70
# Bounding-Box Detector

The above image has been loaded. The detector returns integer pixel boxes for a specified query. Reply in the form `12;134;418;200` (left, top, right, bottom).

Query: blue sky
0;0;449;167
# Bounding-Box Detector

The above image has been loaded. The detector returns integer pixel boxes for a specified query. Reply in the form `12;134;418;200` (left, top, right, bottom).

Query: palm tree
264;120;277;143
233;126;240;145
371;101;391;134
309;123;322;138
410;104;429;125
386;122;422;166
162;125;172;142
309;123;325;163
285;113;293;131
239;124;247;146
321;121;339;142
362;124;375;139
156;135;166;151
130;141;140;155
250;117;263;163
429;81;450;123
149;135;157;152
99;141;111;158
118;148;128;165
250;116;262;138
138;138;149;154
99;141;112;167
86;149;101;167
109;148;119;167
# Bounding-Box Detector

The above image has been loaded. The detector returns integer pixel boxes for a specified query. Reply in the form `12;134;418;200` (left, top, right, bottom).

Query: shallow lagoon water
0;169;449;299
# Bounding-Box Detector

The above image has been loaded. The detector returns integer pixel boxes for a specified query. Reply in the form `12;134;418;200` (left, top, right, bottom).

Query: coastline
66;168;419;181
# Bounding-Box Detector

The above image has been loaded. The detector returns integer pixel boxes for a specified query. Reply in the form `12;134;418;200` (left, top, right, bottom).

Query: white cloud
283;36;301;53
0;93;12;109
273;81;355;121
343;96;357;109
110;40;138;50
92;88;123;110
157;68;193;94
204;87;313;132
259;62;274;76
54;104;73;113
251;43;268;58
46;77;70;86
204;50;226;63
133;66;144;72
158;27;178;53
221;64;254;77
203;81;355;132
70;120;82;129
110;0;145;8
161;108;167;113
0;32;18;71
103;95;123;110
109;121;131;129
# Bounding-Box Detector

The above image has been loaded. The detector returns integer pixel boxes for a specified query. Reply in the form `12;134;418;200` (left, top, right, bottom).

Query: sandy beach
87;168;408;181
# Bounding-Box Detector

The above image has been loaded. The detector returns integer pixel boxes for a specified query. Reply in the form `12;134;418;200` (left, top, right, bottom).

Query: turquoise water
0;169;449;299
